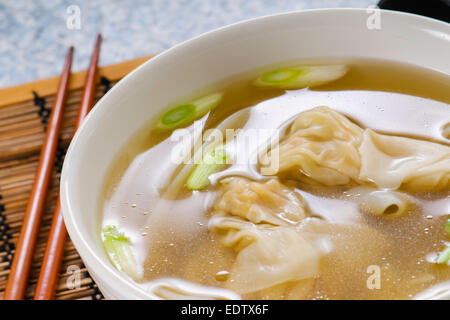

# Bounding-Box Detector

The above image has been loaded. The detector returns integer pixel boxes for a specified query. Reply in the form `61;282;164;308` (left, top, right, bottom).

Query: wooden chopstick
33;34;102;300
3;46;74;300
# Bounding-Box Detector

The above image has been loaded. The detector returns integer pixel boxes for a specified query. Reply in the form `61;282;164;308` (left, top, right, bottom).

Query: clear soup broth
100;58;450;300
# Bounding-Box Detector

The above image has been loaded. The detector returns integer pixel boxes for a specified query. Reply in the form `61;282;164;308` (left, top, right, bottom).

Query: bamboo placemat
0;55;152;300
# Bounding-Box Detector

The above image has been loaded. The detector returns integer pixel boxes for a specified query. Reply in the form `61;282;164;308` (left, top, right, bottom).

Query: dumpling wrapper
266;106;363;185
210;177;322;294
359;129;450;191
210;216;320;295
265;106;450;191
213;177;307;226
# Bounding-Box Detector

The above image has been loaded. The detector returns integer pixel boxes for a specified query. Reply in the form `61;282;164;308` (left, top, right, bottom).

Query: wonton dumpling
266;106;363;185
210;177;321;294
210;216;320;294
265;107;450;191
359;129;450;191
214;177;307;226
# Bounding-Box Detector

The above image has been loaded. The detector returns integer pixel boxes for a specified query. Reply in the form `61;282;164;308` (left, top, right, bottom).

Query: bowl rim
60;8;450;299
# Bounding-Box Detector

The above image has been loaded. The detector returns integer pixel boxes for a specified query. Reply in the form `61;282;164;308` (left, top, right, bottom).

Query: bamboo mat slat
0;55;152;300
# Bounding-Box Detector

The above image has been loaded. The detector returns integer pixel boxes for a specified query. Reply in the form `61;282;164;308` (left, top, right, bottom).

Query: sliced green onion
102;225;142;280
254;65;348;89
159;104;196;129
260;68;304;84
186;144;229;190
157;92;223;130
437;245;450;264
445;217;450;236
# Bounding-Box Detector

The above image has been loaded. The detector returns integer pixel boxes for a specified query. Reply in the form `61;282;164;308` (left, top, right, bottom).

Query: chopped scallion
437;245;450;264
445;217;450;236
102;225;142;280
260;68;304;84
186;144;229;190
157;92;223;130
254;65;348;89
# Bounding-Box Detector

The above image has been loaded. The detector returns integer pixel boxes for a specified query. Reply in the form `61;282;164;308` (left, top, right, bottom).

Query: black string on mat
90;282;104;300
100;76;112;95
32;91;50;125
54;143;67;175
79;260;104;300
0;201;14;263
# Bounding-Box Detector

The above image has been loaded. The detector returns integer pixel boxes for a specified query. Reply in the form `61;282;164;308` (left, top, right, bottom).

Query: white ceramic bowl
60;8;450;299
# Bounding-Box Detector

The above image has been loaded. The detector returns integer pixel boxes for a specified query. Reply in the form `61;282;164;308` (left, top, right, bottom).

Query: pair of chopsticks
3;34;102;300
